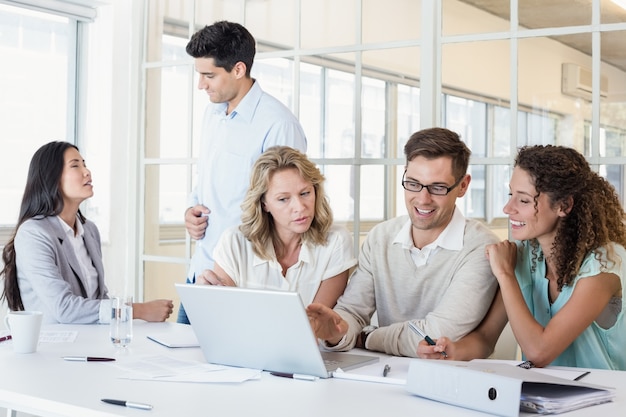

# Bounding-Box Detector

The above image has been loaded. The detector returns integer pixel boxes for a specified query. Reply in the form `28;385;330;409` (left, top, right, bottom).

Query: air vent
562;63;608;100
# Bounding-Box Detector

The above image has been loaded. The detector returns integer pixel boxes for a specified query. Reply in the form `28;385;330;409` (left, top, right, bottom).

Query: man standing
178;21;307;323
307;127;498;357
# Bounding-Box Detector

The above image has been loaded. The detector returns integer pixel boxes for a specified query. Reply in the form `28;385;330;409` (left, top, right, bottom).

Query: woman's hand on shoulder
133;299;174;322
485;240;518;283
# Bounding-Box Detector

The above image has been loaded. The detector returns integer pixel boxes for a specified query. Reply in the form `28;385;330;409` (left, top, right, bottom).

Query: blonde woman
197;146;355;308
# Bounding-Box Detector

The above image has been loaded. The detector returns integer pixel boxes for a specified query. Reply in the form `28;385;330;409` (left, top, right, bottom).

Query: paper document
39;331;78;343
114;354;261;383
471;359;591;381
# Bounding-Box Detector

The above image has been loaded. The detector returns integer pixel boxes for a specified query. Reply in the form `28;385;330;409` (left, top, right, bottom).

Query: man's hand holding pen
416;336;453;360
408;321;449;359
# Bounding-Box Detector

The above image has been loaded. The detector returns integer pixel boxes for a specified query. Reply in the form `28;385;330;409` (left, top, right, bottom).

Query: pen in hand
408;321;448;358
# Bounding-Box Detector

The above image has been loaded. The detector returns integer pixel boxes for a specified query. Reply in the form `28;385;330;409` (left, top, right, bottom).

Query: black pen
63;356;116;362
408;321;448;358
0;335;11;343
574;371;590;381
101;399;153;410
270;371;318;381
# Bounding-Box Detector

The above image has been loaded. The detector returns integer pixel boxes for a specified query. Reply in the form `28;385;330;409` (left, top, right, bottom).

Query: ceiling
458;0;626;72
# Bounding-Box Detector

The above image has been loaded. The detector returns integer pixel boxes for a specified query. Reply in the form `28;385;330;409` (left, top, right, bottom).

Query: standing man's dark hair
186;20;256;77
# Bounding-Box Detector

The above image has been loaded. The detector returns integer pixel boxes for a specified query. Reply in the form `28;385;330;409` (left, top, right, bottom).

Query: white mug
4;311;43;354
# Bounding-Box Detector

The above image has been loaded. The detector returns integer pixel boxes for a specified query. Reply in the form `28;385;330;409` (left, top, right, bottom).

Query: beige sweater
330;215;499;357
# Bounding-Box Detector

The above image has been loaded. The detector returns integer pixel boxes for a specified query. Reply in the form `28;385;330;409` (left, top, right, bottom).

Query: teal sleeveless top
515;241;626;370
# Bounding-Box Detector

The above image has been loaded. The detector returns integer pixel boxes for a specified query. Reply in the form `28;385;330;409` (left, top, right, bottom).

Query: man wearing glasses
307;127;499;357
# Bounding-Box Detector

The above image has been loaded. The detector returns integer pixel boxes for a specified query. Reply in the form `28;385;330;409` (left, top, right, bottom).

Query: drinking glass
110;296;133;347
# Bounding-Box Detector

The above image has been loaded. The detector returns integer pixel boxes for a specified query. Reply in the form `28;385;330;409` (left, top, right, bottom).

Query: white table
0;321;624;417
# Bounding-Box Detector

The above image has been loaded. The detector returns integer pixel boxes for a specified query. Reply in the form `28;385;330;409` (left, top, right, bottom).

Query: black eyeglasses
401;170;463;196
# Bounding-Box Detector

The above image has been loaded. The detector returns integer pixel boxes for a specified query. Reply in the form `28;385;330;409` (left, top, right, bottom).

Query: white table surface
0;321;624;417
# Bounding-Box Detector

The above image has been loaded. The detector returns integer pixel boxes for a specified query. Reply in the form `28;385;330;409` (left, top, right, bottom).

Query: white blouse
213;224;357;305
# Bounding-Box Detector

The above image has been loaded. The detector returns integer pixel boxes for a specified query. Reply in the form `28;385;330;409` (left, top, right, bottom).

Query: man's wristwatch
356;325;377;349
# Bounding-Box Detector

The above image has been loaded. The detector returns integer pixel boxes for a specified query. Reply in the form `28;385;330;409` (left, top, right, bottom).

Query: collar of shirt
56;215;84;239
393;207;466;252
252;237;313;270
211;80;263;124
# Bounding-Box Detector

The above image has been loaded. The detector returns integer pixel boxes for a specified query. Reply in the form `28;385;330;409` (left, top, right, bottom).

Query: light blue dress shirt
516;240;626;370
186;80;307;281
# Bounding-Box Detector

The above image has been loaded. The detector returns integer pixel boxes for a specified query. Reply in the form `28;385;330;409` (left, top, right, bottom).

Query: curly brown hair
515;145;626;290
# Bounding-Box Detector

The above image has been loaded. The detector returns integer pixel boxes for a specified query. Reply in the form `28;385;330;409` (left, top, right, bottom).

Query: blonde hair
239;146;333;260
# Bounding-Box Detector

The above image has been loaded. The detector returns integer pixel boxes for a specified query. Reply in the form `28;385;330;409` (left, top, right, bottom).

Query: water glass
110;296;133;347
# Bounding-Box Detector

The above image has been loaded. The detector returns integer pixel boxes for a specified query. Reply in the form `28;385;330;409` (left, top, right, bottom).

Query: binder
406;360;615;416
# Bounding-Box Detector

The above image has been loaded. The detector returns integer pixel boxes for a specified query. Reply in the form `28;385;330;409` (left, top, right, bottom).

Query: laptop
175;283;379;378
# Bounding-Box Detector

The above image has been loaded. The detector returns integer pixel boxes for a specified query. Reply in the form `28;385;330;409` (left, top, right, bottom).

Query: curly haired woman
418;145;626;370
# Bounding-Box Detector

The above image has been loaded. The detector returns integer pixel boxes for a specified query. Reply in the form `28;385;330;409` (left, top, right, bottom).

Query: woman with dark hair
1;141;173;324
418;145;626;370
197;146;355;308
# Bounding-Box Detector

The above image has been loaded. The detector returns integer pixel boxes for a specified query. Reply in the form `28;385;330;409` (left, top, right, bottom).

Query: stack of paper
114;354;261;383
520;382;615;414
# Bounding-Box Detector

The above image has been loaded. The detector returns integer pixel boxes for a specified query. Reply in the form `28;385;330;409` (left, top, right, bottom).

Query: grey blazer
14;215;109;324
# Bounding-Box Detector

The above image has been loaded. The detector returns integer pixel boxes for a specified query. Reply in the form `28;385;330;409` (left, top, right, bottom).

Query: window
140;0;626;311
0;4;78;243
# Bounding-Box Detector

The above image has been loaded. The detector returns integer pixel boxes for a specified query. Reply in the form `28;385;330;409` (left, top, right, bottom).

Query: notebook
175;283;379;378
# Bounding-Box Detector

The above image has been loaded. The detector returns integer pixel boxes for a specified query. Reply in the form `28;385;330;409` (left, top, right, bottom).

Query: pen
270;371;318;381
574;371;590;381
101;399;153;410
383;364;391;377
0;335;11;343
63;356;116;362
408;321;448;358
